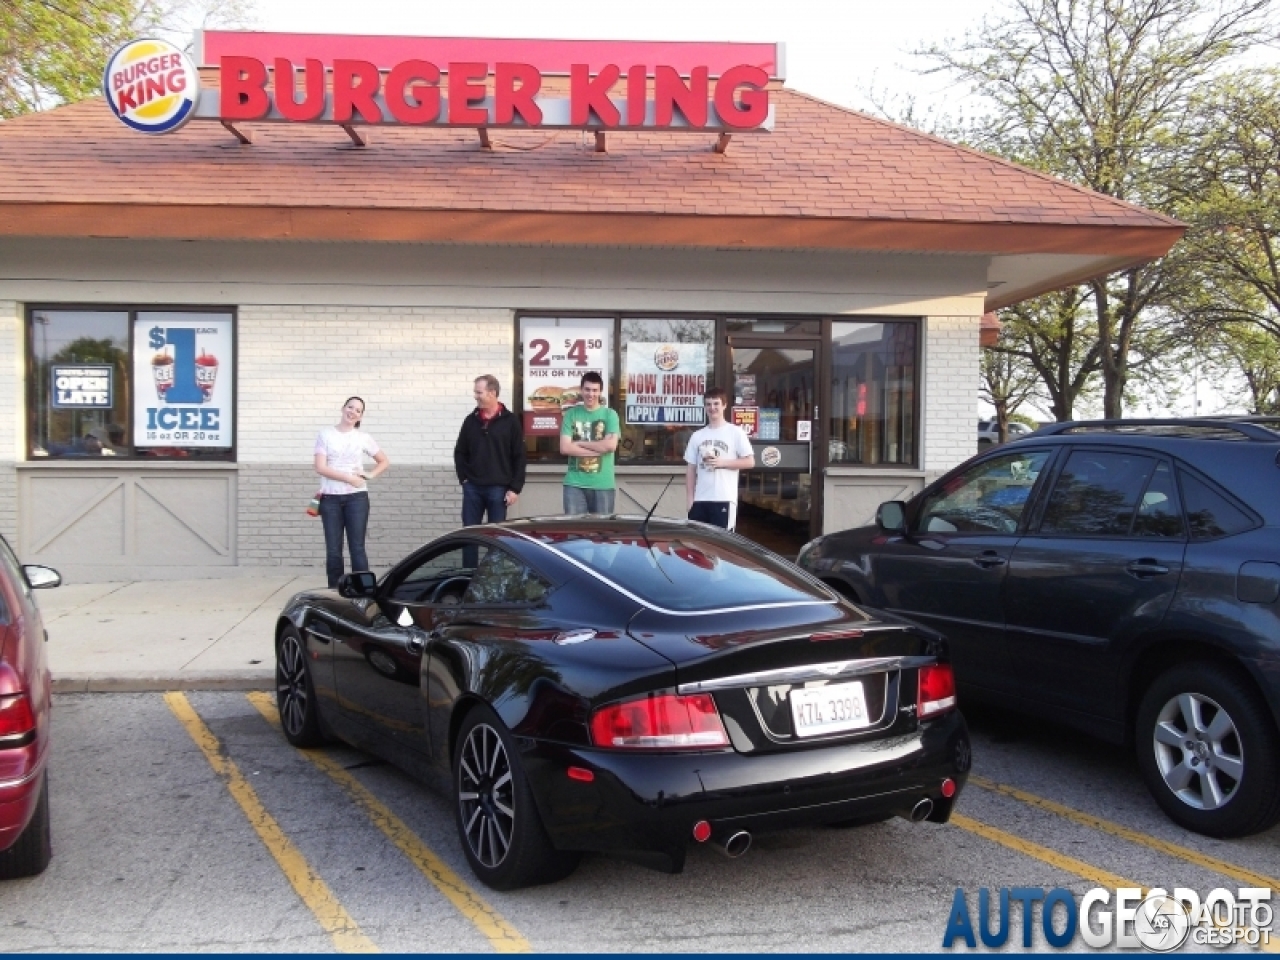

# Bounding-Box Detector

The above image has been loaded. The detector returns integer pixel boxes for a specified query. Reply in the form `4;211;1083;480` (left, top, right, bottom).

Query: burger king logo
654;345;680;372
103;38;199;134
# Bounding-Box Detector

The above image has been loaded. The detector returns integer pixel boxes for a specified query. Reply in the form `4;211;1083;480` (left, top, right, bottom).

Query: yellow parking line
247;692;531;954
949;812;1139;888
163;692;377;954
969;774;1280;890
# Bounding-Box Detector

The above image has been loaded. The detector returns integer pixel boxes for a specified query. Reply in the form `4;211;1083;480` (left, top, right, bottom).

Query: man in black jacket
454;374;527;525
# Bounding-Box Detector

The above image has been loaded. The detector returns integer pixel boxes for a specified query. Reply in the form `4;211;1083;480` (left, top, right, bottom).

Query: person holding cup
314;397;390;588
684;387;755;530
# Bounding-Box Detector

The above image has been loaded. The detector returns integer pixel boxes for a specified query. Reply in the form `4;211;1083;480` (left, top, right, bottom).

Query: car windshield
540;531;832;612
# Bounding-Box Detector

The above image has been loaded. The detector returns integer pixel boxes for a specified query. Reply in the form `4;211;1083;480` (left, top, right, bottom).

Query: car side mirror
23;565;61;589
338;571;377;598
876;501;908;535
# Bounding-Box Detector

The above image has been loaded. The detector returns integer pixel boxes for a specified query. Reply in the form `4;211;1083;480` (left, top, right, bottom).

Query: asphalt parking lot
1;692;1277;953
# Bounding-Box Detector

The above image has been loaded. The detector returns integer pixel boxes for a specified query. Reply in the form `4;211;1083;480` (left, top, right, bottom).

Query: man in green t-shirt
559;371;620;514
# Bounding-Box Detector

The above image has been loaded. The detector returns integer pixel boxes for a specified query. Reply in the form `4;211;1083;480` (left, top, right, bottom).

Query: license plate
790;680;872;737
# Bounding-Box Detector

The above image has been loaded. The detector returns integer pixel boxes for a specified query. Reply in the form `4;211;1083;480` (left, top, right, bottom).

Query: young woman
314;397;390;588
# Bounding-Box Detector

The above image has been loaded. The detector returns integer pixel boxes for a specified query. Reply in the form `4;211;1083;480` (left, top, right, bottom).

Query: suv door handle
1127;560;1170;578
972;551;1007;569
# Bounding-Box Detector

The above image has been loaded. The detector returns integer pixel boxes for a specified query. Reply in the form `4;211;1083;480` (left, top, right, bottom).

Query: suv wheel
1135;663;1280;837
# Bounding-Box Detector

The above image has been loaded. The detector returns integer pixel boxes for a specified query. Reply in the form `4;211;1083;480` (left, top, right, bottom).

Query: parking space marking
969;774;1280;890
949;812;1138;888
164;692;378;954
246;692;531;954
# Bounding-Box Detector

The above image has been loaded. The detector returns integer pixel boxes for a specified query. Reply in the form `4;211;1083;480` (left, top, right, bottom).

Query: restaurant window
27;307;235;461
828;321;917;466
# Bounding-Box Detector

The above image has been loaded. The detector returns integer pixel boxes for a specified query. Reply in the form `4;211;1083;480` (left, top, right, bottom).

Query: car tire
453;704;579;890
1135;663;1280;837
0;770;52;879
276;626;326;749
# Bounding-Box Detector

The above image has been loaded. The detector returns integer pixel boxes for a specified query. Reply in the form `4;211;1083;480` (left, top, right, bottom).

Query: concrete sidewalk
40;571;329;692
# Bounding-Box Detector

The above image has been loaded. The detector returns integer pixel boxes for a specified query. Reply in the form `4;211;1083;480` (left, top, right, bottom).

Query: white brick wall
237;305;514;467
0;301;20;542
923;314;980;476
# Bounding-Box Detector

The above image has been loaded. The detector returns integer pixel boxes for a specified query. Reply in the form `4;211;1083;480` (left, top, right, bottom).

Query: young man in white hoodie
683;387;755;530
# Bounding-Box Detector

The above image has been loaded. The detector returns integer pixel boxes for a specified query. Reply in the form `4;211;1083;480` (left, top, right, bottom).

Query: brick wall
922;314;980;477
235;305;512;567
0;301;20;542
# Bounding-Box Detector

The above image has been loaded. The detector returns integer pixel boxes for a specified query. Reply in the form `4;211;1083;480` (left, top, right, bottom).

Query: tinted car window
1040;450;1156;536
388;543;489;604
1132;461;1185;538
550;533;830;612
1180;470;1257;540
916;449;1052;534
464;551;550;605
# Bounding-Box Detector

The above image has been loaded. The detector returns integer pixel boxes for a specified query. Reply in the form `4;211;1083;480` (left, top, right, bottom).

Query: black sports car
273;517;970;889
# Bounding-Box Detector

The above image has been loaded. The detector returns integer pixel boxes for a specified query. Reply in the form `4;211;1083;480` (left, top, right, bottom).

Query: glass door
728;340;819;557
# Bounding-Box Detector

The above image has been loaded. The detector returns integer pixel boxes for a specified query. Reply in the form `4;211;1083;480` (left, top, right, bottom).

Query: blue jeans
462;483;508;526
563;486;615;515
319;491;370;588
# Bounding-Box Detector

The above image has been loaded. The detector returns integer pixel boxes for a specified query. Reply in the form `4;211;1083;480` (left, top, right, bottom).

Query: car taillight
590;693;729;749
918;664;956;718
0;693;36;742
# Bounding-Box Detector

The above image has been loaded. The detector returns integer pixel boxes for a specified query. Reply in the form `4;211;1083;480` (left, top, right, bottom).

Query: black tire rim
1152;691;1243;811
458;722;515;869
277;633;309;738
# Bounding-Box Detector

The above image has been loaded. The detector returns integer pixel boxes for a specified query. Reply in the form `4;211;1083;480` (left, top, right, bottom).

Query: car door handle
1127;560;1170;578
972;551;1006;569
406;631;426;653
304;621;333;644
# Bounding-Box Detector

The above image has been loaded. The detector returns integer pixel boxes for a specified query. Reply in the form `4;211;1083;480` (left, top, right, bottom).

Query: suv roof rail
1031;418;1280;441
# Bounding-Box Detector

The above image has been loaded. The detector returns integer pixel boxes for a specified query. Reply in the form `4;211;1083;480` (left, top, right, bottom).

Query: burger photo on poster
559;386;583;408
529;386;565;412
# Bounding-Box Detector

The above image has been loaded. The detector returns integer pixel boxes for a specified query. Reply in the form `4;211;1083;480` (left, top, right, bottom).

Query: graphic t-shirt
561;405;620;490
684;423;754;503
315;427;380;495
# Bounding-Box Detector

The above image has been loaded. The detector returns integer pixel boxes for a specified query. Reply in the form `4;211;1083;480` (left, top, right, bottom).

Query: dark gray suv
797;419;1280;837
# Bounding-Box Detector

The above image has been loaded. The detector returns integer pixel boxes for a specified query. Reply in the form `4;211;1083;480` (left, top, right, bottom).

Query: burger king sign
104;38;200;134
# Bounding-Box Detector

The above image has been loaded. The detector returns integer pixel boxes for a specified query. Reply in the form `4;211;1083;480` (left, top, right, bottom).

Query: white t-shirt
684;423;754;503
315;427;380;495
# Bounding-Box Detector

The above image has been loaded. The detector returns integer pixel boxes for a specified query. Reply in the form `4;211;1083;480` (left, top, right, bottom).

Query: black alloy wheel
1135;663;1280;837
453;705;579;890
277;626;326;748
0;770;52;879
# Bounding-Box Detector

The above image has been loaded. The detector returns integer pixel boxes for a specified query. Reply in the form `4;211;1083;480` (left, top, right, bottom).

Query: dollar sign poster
132;315;234;448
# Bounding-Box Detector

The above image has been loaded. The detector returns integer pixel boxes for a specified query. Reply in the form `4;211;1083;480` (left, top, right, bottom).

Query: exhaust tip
911;798;934;822
713;829;752;858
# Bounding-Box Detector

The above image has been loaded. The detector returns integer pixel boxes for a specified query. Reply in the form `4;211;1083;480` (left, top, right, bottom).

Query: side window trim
1127;457;1186;539
384;537;490;606
1173;460;1262;541
912;446;1059;537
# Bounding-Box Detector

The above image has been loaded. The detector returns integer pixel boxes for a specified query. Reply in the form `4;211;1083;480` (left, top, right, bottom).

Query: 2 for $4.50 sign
522;322;609;436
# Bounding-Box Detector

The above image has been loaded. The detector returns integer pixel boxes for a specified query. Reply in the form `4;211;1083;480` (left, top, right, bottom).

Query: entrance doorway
727;339;820;557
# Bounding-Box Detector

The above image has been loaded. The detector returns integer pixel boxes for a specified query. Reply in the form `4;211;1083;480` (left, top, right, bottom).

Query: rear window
545;533;832;612
1179;471;1258;540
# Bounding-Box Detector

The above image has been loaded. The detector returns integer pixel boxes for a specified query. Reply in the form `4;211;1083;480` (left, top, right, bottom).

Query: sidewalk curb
53;674;274;694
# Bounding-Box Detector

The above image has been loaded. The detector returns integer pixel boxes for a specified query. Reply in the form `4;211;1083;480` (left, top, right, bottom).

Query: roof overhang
0;202;1183;311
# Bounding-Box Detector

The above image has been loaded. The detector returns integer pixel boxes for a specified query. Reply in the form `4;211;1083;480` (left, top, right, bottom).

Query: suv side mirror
876;501;908;535
23;565;61;589
338;571;377;598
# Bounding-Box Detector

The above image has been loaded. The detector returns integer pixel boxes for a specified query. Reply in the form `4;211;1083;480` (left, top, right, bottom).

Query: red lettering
144;75;166;104
570;63;620;127
116;85;138;112
332;59;382;123
220;56;270;121
714;65;769;130
494;62;541;125
275;58;326;122
448;61;489;124
654;66;707;127
168;69;186;94
626;64;646;126
386;59;440;124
